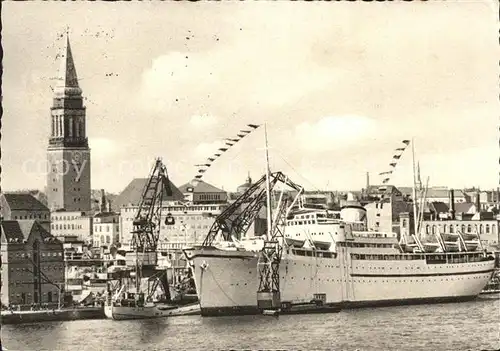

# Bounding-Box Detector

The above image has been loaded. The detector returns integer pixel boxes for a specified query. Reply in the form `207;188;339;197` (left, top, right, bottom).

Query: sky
2;1;499;194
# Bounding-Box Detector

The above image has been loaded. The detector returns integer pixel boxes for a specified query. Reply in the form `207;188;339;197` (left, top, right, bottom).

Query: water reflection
3;300;499;351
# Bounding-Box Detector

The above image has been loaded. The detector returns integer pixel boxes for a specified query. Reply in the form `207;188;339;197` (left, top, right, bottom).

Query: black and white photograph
1;1;499;350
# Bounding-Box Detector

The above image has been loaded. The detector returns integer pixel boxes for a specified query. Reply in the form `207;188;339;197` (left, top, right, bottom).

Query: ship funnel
340;205;367;223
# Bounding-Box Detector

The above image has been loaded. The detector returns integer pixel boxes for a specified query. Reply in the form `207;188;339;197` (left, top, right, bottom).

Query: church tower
46;34;91;212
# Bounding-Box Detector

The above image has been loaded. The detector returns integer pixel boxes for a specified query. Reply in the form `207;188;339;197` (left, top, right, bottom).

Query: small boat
104;298;200;320
262;309;280;316
479;270;500;298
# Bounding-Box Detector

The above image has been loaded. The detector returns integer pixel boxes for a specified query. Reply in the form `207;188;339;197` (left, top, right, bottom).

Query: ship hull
104;303;200;320
184;247;260;316
185;246;495;316
1;307;104;325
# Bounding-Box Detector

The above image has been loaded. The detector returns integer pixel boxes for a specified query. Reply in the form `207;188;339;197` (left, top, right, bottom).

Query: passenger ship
184;204;496;316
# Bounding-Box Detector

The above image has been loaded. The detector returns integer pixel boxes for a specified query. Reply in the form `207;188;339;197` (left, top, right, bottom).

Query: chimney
475;191;481;213
449;189;455;220
366;172;370;192
100;189;106;213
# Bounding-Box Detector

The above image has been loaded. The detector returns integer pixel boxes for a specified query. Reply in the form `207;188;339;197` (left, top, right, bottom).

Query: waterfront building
93;212;120;248
463;189;500;212
179;179;228;204
426;187;468;204
1;220;64;308
116;178;232;250
0;193;51;232
50;210;93;244
364;185;404;202
364;186;411;235
46;34;91;212
478;189;500;211
59;235;86;260
114;177;184;246
392;186;470;204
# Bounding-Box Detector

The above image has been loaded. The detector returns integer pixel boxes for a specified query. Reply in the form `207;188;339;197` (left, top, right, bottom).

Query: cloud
418;144;498;189
190;114;218;128
136;27;340;114
89;137;118;158
138;51;220;113
295;115;377;152
194;140;226;157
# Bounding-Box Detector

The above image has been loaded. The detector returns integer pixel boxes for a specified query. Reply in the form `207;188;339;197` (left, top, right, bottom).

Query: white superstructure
184;205;496;316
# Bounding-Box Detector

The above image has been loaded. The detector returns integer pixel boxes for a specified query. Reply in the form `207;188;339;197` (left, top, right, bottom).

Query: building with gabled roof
178;179;227;204
0;193;51;232
366;185;403;198
424;187;469;204
1;220;64;308
454;202;477;215
116;177;227;248
113;178;184;210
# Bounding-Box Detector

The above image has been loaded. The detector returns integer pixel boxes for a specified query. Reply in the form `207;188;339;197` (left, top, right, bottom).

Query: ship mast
411;139;419;238
264;123;272;241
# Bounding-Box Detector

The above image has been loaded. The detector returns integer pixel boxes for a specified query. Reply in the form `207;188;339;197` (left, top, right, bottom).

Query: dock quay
1;306;105;325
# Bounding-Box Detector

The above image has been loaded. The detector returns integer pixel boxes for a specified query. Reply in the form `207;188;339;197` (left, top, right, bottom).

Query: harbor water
2;298;499;351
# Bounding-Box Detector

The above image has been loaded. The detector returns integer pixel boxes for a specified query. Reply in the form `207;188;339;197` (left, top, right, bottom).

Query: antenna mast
264;124;272;241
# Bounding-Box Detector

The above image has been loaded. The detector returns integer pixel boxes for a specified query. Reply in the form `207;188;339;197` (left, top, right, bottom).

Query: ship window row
350;276;484;284
287;220;316;226
352;254;422;261
424;223;495;235
338;242;393;248
291;249;337;259
355;233;390;239
351;253;486;263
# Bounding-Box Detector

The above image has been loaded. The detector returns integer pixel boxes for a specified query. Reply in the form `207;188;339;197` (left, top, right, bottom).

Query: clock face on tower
72;151;82;164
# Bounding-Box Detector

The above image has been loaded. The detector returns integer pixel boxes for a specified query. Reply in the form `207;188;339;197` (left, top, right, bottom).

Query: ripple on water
2;299;499;351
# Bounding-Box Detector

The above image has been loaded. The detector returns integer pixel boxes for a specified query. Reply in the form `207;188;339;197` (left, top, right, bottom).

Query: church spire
49;30;87;147
54;31;82;97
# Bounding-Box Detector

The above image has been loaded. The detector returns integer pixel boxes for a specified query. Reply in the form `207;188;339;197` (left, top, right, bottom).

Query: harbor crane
200;171;303;312
202;171;302;246
118;158;175;301
127;158;174;266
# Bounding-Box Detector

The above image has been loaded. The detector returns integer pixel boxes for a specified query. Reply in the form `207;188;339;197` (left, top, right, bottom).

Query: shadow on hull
200;295;478;317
